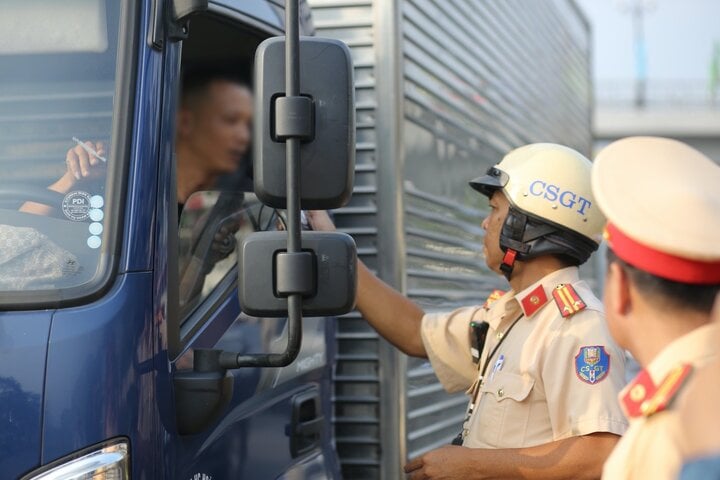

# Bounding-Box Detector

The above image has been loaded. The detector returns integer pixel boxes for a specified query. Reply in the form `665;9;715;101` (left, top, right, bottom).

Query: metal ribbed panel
401;0;591;459
306;1;383;478
308;0;591;477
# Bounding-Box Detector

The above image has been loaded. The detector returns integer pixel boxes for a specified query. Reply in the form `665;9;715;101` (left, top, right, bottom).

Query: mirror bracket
274;96;315;142
276;251;316;296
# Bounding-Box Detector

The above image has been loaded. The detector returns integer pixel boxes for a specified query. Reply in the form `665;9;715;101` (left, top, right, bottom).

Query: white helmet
470;143;605;277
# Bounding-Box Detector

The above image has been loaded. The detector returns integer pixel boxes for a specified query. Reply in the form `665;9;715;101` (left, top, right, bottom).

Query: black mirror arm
219;0;305;370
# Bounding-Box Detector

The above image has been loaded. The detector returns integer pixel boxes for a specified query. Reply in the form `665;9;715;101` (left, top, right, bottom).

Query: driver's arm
21;141;106;216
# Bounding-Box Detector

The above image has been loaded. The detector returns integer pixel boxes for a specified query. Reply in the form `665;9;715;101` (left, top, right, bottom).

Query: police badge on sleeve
574;346;610;384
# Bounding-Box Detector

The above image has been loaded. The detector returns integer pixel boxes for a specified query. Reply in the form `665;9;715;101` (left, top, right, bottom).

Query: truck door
153;9;341;480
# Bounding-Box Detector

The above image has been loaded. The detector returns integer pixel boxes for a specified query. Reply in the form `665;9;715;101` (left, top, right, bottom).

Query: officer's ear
605;261;632;318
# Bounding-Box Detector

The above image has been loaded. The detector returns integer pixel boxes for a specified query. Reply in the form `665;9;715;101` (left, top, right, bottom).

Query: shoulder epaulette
641;364;693;417
622;364;693;418
483;289;506;310
552;283;586;318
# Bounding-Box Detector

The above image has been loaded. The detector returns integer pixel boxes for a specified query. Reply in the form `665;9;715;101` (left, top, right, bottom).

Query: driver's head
177;71;253;176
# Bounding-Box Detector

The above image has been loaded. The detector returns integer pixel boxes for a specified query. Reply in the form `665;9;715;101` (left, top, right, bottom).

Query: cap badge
575;346;610;385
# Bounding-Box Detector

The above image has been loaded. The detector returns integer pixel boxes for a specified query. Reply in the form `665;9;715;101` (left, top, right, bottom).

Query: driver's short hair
180;69;250;109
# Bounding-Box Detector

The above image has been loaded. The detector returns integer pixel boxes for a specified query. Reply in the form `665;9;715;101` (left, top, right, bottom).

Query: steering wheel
0;185;66;206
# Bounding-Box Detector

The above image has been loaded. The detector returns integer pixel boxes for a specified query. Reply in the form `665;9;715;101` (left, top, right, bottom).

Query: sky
576;0;720;82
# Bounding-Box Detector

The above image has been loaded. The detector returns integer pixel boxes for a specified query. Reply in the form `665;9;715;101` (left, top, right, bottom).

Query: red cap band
605;222;720;284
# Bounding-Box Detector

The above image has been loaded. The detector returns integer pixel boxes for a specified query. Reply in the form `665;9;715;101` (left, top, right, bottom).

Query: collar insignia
482;289;506;310
621;364;693;418
519;284;548;317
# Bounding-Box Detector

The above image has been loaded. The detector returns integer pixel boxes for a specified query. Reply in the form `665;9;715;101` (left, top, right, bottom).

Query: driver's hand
19;141;107;216
204;217;242;272
64;141;106;182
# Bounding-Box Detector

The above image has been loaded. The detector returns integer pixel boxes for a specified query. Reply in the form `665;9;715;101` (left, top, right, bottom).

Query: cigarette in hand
72;137;107;163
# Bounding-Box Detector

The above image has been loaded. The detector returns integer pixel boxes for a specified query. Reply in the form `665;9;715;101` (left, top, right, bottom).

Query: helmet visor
469;166;509;198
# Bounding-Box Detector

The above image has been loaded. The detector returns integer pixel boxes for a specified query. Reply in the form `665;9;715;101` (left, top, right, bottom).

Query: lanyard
479;313;524;381
451;312;524;445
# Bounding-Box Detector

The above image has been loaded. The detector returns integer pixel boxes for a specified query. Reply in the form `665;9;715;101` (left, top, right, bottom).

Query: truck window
0;0;124;297
178;191;284;317
172;13;270;325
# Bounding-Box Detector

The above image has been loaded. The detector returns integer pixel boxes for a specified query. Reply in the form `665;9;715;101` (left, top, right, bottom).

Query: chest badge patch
575;346;610;384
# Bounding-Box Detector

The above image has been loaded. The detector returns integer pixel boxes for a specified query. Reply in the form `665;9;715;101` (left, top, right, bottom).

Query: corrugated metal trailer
306;0;593;478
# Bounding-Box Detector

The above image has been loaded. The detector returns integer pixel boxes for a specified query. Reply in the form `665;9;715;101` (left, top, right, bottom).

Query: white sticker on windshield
87;235;101;249
89;208;104;222
89;222;103;235
62;191;91;221
90;195;104;209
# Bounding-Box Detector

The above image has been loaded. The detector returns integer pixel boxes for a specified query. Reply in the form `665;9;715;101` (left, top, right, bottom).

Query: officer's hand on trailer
404;445;475;480
305;210;336;232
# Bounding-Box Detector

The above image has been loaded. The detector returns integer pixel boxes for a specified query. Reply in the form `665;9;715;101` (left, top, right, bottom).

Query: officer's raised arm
306;209;427;357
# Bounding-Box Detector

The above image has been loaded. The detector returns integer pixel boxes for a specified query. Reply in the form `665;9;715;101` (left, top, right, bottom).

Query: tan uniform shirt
421;266;628;448
602;323;720;480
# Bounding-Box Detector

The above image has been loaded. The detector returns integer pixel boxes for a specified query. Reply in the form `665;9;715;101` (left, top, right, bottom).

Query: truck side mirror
238;231;357;317
253;37;355;209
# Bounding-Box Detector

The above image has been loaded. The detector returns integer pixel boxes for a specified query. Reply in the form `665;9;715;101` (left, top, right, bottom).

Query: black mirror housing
253;37;355;209
238;231;357;317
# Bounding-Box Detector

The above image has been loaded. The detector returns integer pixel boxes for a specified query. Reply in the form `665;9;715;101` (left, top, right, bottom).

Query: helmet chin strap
500;248;517;280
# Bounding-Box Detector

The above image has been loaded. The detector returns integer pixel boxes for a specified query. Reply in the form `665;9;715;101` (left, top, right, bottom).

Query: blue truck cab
0;1;345;478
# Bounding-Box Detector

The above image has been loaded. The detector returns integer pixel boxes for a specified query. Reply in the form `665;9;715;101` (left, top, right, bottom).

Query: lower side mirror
237;231;357;317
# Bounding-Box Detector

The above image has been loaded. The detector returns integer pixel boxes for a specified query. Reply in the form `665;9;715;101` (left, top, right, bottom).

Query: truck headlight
23;439;129;480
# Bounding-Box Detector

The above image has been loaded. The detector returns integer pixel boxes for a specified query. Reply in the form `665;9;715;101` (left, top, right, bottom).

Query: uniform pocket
471;371;536;447
480;371;535;402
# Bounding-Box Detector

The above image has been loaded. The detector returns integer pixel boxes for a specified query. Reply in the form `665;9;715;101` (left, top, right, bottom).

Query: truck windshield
0;0;123;297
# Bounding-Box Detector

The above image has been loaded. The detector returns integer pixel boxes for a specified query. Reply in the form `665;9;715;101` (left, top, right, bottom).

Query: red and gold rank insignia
552;283;586;318
482;289;506;310
622;364;693;418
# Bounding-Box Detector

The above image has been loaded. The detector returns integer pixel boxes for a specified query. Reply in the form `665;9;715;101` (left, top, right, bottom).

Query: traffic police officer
591;136;720;480
308;143;628;479
677;294;720;479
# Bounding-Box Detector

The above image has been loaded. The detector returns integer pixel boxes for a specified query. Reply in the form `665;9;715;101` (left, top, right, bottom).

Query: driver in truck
16;71;254;298
21;70;254;216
